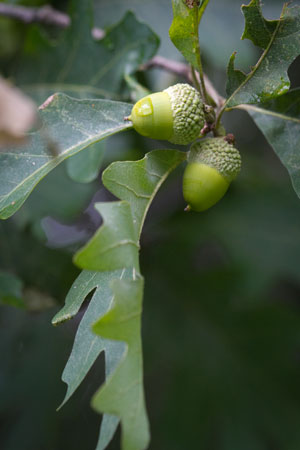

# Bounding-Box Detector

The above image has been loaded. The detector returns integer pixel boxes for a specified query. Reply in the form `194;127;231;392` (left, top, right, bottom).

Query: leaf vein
104;177;152;199
235;104;300;123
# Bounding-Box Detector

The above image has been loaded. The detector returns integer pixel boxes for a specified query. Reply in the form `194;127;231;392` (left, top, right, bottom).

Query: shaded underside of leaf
96;414;120;450
55;270;128;408
74;201;140;272
0;95;132;219
66;141;105;184
74;149;186;272
52;268;134;449
240;88;300;197
226;2;300;107
92;277;150;450
102;149;187;238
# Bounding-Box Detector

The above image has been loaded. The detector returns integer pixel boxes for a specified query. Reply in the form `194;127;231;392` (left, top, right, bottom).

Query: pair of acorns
127;83;241;212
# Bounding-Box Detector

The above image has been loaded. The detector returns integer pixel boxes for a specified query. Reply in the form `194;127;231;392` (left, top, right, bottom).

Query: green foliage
1;1;300;450
242;89;300;198
169;0;208;71
19;162;98;226
66;141;105;183
75;150;186;272
75;201;140;271
52;149;184;449
223;0;300;201
16;2;159;103
102;150;186;237
226;1;300;106
92;278;149;450
0;95;132;219
52;268;133;450
14;0;159;184
241;0;278;48
169;0;199;68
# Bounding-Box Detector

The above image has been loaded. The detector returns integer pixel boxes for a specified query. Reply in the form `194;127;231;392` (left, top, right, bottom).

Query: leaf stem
198;0;210;23
192;2;209;104
214;103;227;131
191;65;201;93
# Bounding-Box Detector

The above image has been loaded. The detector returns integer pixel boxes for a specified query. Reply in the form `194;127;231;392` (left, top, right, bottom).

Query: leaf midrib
0;125;130;210
235;103;300;124
224;4;285;108
137;153;186;238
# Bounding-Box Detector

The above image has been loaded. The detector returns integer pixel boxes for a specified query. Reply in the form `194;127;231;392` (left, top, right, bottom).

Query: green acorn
127;83;205;145
183;137;241;212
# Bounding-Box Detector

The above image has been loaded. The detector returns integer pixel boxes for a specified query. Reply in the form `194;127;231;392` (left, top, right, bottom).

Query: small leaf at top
226;2;300;107
169;0;199;69
169;0;209;69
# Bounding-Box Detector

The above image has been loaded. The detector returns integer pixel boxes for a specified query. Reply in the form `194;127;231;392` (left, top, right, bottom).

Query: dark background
1;1;300;449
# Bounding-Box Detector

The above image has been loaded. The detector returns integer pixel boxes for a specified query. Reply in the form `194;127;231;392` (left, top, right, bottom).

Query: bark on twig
140;55;190;79
0;3;70;28
0;3;105;39
140;55;225;108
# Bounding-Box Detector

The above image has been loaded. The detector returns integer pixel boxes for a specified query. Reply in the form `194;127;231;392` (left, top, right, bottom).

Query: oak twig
140;55;225;109
0;3;105;39
0;3;70;27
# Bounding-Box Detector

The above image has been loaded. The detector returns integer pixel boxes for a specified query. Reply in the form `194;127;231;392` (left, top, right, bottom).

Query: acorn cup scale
183;137;241;212
127;83;205;145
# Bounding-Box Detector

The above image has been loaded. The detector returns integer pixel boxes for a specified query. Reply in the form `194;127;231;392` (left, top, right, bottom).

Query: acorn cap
164;83;205;145
129;91;174;141
129;83;205;145
187;137;241;183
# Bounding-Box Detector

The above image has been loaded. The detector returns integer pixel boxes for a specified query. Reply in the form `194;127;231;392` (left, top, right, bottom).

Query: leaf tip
51;313;72;326
39;94;57;111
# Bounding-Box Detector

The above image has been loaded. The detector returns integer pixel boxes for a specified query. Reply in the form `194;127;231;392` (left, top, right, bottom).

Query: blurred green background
1;0;300;449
